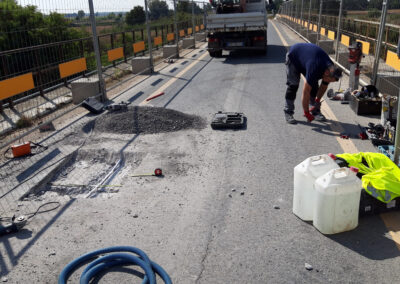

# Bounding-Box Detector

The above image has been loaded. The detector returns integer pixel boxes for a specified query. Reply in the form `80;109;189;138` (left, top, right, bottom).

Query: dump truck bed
207;12;267;32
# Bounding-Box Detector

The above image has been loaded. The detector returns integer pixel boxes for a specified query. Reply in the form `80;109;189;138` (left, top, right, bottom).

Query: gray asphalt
1;20;400;283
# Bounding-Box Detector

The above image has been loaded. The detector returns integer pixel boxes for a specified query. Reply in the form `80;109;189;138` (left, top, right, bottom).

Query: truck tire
209;51;216;57
215;50;223;57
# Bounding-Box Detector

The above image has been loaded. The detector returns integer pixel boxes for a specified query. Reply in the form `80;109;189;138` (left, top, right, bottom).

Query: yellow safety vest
337;152;400;203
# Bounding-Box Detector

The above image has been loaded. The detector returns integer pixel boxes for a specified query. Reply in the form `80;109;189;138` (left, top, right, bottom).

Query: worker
284;43;342;124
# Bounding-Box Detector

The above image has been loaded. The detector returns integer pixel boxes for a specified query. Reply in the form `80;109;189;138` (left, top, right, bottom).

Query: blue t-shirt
288;43;333;87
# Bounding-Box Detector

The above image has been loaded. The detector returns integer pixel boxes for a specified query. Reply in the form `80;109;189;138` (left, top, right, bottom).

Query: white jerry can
293;154;339;221
313;167;362;234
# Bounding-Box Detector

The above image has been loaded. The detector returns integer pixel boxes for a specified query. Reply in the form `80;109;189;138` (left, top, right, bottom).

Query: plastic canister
313;167;362;234
293;154;339;221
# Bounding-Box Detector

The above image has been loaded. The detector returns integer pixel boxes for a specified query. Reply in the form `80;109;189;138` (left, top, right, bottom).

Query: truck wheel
215;50;223;57
209;51;216;57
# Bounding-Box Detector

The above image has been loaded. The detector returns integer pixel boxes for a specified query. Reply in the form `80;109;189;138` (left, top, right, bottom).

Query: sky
17;0;177;13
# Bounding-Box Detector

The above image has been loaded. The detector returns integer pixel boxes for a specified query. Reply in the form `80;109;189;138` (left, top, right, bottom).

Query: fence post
334;0;343;62
307;0;312;36
192;0;196;48
144;0;154;72
122;32;127;62
88;0;107;101
317;0;323;43
394;94;400;165
174;0;180;58
300;0;304;27
371;0;388;86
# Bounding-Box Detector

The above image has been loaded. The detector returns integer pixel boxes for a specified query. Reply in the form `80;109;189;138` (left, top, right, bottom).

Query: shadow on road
327;214;400;260
221;44;287;64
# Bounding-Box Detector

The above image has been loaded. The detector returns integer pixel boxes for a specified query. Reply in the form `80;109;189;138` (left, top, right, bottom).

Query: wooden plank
341;35;350;47
0;73;35;100
356;39;370;55
59;58;87;79
179;30;185;37
133;41;145;53
167;33;175;42
386;50;400;71
107;47;124;62
154;36;162;46
328;30;335;40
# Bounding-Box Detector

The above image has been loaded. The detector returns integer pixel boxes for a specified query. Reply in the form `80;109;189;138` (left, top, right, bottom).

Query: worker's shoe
284;112;297;124
313;112;327;121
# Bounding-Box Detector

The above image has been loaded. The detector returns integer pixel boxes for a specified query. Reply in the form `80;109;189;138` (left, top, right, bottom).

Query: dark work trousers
284;53;318;115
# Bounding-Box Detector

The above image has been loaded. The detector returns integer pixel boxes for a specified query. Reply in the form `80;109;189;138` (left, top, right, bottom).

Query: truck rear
206;0;268;57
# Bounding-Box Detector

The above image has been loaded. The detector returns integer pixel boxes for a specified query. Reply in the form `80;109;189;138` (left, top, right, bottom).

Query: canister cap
328;153;337;160
350;167;359;173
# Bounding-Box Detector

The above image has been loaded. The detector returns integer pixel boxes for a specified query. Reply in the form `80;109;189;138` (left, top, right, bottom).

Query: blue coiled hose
58;246;172;284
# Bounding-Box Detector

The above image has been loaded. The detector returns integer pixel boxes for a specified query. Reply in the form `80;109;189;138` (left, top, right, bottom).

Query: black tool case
211;112;246;129
350;94;382;115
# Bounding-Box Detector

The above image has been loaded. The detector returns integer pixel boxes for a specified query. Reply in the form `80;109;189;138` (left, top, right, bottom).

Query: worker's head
322;65;342;83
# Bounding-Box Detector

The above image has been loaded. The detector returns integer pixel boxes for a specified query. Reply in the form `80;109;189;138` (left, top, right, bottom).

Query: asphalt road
1;20;400;283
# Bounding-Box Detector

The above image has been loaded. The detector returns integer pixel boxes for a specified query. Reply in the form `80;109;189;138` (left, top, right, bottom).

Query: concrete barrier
307;33;318;44
195;32;206;42
163;45;178;59
71;78;100;105
131;57;151;74
318;40;334;54
182;37;195;49
337;52;350;70
376;73;400;97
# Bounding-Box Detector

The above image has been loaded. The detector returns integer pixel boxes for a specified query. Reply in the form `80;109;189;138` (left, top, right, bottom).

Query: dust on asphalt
93;106;207;135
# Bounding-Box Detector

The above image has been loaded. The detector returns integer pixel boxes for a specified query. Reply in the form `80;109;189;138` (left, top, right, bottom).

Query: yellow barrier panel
356;39;370;55
188;28;193;35
320;27;326;35
59;58;87;79
386;50;400;71
304;21;307;27
167;33;174;42
313;25;317;32
341;35;350;47
200;24;204;30
107;47;124;62
195;26;199;32
133;41;145;53
154;36;162;46
328;30;335;40
179;30;185;37
0;73;35;100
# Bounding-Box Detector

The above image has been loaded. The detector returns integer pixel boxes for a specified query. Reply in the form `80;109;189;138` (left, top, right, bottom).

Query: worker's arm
301;81;313;112
316;83;328;100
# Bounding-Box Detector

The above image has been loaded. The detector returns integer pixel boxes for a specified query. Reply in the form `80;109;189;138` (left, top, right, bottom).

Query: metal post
192;0;196;48
317;0;323;43
394;95;400;165
371;0;389;86
334;0;344;62
300;0;304;27
307;0;312;36
88;0;107;101
144;0;154;72
174;0;179;57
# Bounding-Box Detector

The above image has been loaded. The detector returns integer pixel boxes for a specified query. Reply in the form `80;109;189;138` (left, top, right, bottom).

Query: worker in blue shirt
284;43;342;124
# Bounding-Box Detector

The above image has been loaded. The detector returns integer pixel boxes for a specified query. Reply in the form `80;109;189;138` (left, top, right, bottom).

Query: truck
206;0;268;57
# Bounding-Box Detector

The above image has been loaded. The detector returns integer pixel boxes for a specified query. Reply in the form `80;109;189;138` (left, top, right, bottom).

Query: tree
77;10;85;20
149;0;169;20
125;6;146;25
107;12;116;19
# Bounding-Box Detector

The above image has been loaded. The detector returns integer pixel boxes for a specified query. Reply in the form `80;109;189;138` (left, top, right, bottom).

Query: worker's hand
304;111;315;122
310;98;321;113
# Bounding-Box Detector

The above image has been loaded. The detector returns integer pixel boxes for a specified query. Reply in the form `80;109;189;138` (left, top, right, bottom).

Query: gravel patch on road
93;106;206;135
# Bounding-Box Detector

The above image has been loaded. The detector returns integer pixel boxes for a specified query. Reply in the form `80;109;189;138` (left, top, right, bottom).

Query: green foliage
126;6;146;25
367;8;381;19
77;10;85;20
149;0;169;20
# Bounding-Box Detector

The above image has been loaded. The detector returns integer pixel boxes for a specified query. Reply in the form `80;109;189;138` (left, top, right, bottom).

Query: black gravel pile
93;106;206;134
